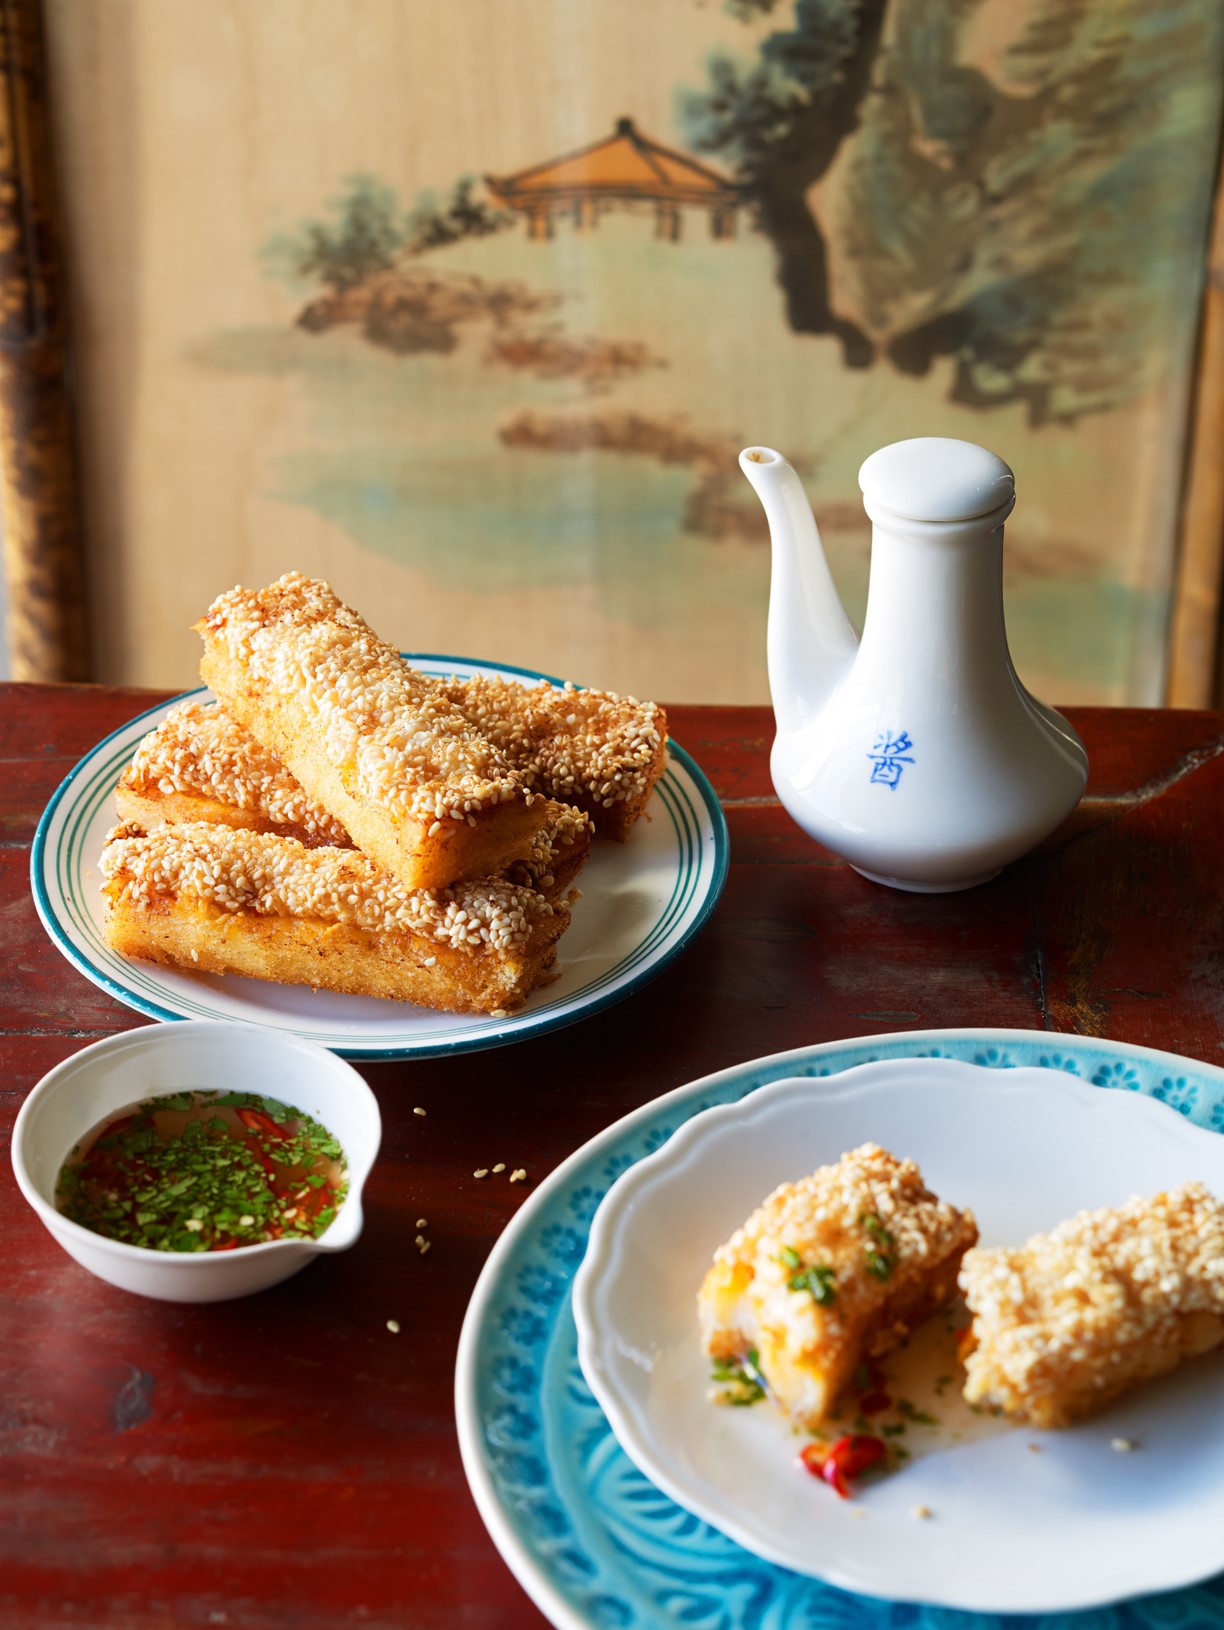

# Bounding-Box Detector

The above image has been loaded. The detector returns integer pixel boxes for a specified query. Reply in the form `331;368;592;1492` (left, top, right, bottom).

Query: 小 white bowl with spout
11;1020;381;1302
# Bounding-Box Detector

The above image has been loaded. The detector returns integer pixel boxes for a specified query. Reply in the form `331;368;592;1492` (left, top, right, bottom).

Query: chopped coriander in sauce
56;1091;347;1253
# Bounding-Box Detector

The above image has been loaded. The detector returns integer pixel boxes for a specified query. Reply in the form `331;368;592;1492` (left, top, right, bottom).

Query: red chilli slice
237;1108;288;1140
800;1434;887;1499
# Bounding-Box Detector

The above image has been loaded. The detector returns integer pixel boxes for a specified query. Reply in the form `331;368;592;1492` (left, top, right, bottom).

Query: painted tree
268;177;513;294
680;0;889;367
844;0;1224;423
403;179;514;255
285;175;404;293
684;0;1223;424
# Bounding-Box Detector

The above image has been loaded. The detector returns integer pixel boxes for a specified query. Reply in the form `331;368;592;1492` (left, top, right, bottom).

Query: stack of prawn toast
114;700;595;900
100;573;668;1015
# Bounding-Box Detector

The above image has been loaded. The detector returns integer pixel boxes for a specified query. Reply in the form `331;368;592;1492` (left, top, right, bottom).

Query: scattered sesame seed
911;1504;933;1520
509;1168;527;1184
415;1234;427;1248
386;1319;401;1334
1111;1437;1137;1453
416;1218;427;1228
418;1239;431;1255
474;1168;489;1179
414;1107;427;1117
492;1163;505;1174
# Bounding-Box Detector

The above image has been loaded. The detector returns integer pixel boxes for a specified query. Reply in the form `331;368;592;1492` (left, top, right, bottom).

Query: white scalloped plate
572;1057;1224;1612
31;656;727;1058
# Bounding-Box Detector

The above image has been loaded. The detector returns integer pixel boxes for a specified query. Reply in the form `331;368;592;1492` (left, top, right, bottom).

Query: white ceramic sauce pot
740;437;1088;891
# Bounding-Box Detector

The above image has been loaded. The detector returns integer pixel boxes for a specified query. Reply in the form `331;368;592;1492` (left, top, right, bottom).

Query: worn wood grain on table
1;685;1223;1629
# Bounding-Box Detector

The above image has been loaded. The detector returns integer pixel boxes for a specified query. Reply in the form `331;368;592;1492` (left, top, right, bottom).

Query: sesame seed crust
442;675;667;840
959;1182;1224;1427
698;1143;977;1428
503;800;592;893
197;574;550;890
117;701;593;897
199;574;521;818
101;821;553;951
99;821;569;1014
122;699;351;847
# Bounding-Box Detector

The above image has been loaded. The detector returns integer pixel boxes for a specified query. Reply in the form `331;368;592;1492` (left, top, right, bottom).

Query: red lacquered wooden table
2;686;1223;1629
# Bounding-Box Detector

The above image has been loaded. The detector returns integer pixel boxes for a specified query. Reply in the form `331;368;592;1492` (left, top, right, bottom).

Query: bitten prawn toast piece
699;1143;977;1429
959;1183;1224;1429
115;699;593;899
196;573;549;890
443;674;667;841
100;822;569;1016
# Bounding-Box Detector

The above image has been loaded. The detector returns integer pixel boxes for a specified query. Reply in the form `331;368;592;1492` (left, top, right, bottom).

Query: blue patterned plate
30;656;727;1059
573;1057;1224;1611
455;1029;1224;1629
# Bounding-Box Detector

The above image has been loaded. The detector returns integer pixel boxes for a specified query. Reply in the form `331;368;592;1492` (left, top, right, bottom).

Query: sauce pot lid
858;437;1015;523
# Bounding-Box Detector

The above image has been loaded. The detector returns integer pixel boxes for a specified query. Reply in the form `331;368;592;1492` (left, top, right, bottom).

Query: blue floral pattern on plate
463;1029;1224;1628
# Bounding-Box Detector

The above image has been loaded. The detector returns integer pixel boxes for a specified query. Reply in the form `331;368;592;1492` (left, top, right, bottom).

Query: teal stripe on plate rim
32;661;729;1059
464;1029;1224;1630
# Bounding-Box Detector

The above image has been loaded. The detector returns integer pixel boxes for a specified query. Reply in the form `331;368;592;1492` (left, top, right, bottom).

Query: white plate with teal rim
572;1055;1224;1613
455;1029;1224;1628
30;655;727;1060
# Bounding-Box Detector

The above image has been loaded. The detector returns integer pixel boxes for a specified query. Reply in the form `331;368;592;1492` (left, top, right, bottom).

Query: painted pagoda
486;117;741;242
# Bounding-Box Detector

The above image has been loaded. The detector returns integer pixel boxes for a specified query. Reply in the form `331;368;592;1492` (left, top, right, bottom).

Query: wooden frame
1168;159;1224;708
0;0;1221;701
0;0;87;682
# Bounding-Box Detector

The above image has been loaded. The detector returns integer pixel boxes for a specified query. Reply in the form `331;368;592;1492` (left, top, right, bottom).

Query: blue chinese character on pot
867;729;915;790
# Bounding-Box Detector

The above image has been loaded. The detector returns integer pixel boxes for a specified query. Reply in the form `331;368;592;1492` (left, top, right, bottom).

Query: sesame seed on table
2;685;1224;1629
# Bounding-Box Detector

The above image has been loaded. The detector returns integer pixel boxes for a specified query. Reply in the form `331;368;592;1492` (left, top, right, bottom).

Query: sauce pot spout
739;447;858;737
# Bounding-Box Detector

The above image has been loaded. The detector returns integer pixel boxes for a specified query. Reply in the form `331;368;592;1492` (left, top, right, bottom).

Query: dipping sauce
56;1091;347;1252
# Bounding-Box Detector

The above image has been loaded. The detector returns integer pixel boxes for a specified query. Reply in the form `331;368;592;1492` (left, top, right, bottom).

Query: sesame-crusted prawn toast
100;822;569;1016
116;699;351;848
442;674;667;841
196;574;549;891
959;1183;1224;1428
115;699;593;900
699;1144;977;1429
